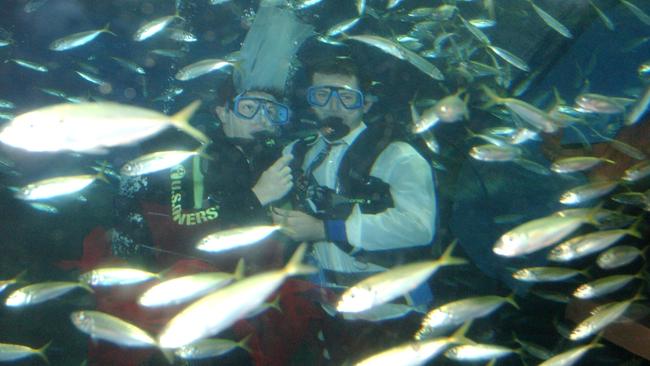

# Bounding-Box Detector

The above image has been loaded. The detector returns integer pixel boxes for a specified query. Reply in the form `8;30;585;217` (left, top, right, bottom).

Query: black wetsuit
111;130;282;269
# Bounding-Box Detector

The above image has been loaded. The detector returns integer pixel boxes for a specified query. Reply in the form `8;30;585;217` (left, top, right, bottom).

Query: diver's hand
253;154;293;206
271;208;326;242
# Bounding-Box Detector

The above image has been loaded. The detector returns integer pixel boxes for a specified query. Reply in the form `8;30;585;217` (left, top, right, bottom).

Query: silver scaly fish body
71;311;157;347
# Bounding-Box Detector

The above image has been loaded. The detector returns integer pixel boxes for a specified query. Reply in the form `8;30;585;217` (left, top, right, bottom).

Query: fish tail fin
196;143;214;160
239;334;253;354
79;282;95;294
174;9;185;21
103;23;117;37
552;87;566;106
585;201;605;226
36;341;52;364
160;348;175;364
464;126;477;140
632;287;647;302
12;269;28;284
505;293;520;310
234;258;245;280
450;320;473;344
171;100;211;145
437;239;468;267
479;84;503;109
284;243;317;276
268;294;283;313
94;161;110;184
626;215;644;239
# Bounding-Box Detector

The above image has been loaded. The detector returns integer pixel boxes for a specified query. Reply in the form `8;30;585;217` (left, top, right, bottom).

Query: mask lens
308;87;332;106
262;101;290;125
234;94;290;125
337;89;362;109
235;98;261;119
307;85;364;109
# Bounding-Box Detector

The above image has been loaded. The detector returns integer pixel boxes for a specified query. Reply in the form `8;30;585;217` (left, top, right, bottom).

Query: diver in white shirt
272;58;437;301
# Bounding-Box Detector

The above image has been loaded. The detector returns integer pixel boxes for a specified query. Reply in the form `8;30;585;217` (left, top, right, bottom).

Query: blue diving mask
233;93;290;125
307;85;365;110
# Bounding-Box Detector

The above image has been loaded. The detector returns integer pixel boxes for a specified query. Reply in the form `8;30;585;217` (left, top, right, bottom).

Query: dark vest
291;122;437;268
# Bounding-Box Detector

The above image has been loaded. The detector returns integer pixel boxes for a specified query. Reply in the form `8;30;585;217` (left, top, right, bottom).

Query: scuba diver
111;77;293;271
83;76;292;366
73;3;317;365
272;56;437;364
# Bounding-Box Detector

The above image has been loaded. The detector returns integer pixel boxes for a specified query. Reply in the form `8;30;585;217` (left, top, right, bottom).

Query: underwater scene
0;0;649;365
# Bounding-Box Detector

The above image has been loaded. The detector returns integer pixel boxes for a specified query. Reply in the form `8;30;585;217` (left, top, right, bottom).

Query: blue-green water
0;0;649;365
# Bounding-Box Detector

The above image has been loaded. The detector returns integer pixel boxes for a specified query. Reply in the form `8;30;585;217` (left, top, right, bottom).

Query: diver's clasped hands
252;154;294;206
271;207;326;242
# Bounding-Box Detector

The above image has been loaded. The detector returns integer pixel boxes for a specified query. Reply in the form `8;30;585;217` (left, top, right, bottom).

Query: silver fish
111;57;146;75
0;342;50;363
622;160;650;182
573;274;640;299
337;243;466;313
158;244;315;348
175;59;234;81
539;343;602;366
513;267;585;282
138;264;243;308
71;310;157;347
575;93;632;114
559;180;618;205
120;150;199;176
487;45;530;72
548;226;640;262
10;59;48;72
196;225;282;253
15;173;106;201
326;18;360;37
596;245;644;269
79;267;159;287
174;336;251;360
417;295;517;339
445;343;515;361
530;1;572;38
49;24;115;51
469;144;521;162
0;101;209;153
621;0;650;25
551;156;614;174
133;14;183;41
570;294;643;340
5;282;92;307
75;70;107;86
482;86;557;132
356;337;457;366
166;28;197;42
589;0;615;31
493;212;594;257
626;84;650;125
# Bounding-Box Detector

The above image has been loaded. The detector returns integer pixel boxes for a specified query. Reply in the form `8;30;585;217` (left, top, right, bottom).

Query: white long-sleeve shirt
290;123;436;274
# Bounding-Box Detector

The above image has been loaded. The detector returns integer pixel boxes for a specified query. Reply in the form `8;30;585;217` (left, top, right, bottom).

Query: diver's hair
215;75;284;108
309;57;370;92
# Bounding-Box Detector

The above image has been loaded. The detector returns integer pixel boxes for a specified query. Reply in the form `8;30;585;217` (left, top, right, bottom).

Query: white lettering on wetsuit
169;165;219;226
